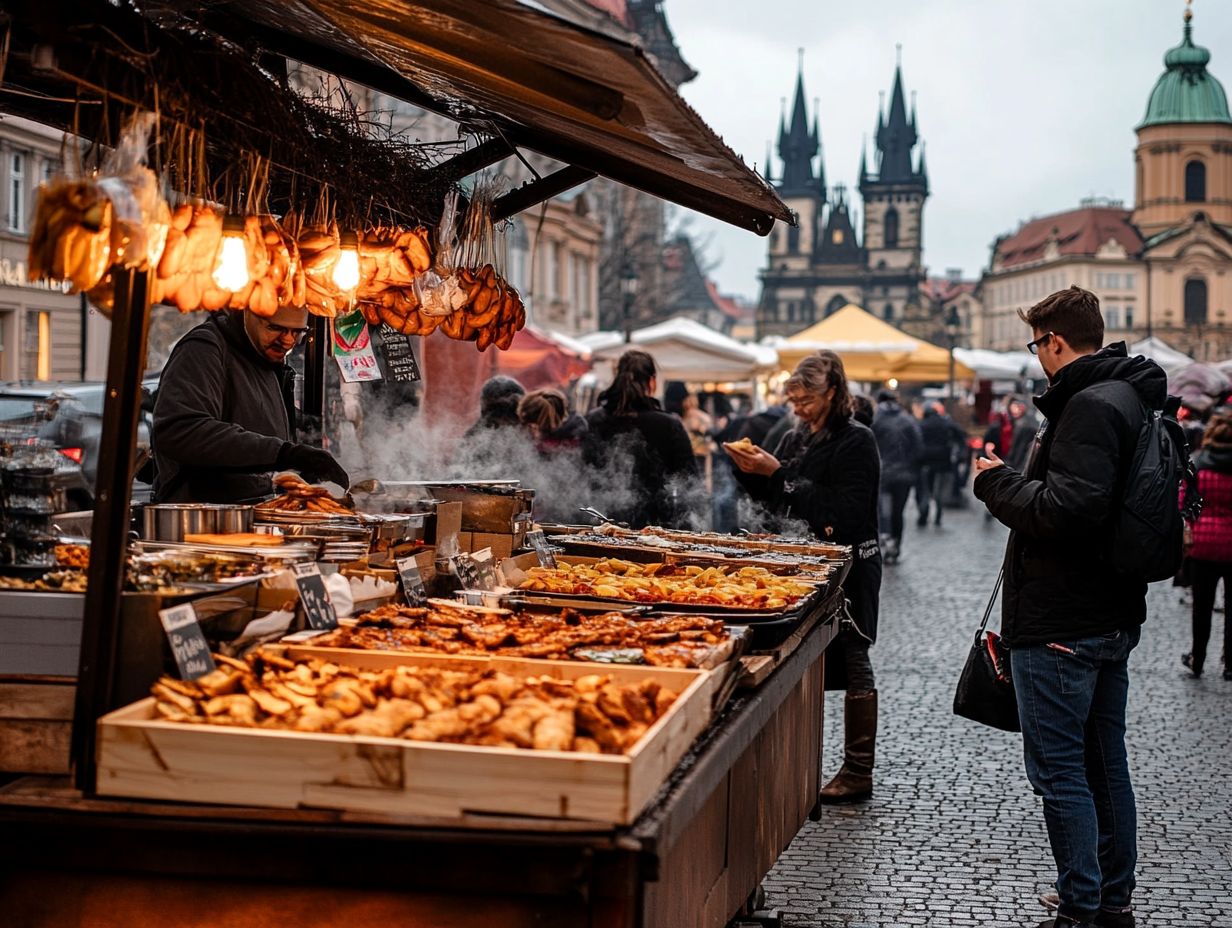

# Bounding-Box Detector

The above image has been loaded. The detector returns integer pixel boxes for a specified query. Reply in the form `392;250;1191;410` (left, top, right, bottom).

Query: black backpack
1103;391;1202;582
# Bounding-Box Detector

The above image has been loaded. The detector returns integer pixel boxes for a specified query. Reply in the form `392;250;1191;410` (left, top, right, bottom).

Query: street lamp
621;262;639;343
945;305;962;402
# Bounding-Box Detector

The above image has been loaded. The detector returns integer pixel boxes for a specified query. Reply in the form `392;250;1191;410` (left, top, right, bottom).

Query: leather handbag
953;569;1021;732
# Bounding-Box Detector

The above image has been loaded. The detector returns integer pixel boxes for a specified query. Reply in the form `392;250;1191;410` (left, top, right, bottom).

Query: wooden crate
96;650;717;824
0;675;75;775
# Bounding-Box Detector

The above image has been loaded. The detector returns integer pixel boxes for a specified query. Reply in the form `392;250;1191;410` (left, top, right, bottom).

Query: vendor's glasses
259;318;310;340
1026;331;1054;355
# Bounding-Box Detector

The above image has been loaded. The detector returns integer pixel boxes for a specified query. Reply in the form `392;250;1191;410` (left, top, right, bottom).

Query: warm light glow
887;378;899;389
36;311;50;381
213;232;250;291
332;247;360;291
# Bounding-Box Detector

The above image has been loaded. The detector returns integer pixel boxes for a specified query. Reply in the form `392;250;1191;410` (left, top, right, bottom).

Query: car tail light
59;447;84;464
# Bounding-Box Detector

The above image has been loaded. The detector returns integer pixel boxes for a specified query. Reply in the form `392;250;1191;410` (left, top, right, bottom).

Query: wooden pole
302;315;328;446
71;267;153;793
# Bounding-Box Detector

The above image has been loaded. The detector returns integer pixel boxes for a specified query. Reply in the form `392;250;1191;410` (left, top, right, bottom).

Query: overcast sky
663;0;1232;302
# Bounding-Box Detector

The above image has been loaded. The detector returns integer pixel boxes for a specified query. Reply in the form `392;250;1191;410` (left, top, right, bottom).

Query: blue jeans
1010;626;1141;923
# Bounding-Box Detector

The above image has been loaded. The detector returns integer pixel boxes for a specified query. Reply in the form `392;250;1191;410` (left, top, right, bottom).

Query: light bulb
213;216;251;291
333;231;360;291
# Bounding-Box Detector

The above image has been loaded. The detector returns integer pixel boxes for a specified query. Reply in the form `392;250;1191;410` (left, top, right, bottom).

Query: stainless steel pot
140;503;254;541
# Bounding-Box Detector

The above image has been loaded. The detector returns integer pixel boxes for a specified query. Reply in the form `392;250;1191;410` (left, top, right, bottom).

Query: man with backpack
973;286;1188;928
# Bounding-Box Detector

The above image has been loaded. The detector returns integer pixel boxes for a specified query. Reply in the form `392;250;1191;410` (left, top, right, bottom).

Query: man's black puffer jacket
974;343;1168;647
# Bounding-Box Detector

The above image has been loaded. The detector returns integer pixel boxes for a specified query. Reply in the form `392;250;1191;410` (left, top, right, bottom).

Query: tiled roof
705;279;750;320
921;277;976;302
993;206;1144;270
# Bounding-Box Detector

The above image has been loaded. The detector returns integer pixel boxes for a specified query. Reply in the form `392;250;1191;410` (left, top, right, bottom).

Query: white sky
665;0;1232;301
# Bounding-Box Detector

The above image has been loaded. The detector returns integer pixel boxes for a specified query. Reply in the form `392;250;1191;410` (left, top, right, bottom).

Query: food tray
96;649;718;824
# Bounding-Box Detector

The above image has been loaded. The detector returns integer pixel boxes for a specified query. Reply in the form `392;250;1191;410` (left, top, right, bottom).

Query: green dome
1139;21;1232;128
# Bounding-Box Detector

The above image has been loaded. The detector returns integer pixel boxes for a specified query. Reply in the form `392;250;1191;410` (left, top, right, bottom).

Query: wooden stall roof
151;0;792;235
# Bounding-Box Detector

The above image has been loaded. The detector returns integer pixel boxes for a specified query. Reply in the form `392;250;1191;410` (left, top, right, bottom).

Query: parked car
0;377;161;508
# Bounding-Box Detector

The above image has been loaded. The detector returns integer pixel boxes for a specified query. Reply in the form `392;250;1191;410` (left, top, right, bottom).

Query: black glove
276;442;350;490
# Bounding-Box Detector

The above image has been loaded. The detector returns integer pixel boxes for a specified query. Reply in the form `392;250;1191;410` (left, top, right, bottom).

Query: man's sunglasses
1026;331;1054;356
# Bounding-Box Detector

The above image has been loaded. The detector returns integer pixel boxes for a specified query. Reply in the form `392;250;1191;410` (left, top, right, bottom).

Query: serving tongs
578;506;629;528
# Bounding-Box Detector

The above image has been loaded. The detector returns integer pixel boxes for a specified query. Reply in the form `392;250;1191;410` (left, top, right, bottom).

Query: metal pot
140;503;255;541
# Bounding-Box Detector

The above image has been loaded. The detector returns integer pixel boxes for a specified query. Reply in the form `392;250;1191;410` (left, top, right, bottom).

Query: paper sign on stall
332;309;383;383
293;562;339;630
159;604;216;680
378;325;422;383
395;555;428;606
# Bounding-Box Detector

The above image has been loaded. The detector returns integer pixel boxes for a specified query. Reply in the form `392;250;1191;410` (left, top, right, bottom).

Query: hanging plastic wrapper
413;190;466;317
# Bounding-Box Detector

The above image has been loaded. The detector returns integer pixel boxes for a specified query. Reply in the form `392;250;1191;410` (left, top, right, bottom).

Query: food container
140;503;255;542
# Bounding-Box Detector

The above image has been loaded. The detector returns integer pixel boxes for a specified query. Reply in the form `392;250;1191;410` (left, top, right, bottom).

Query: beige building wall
1133;122;1232;238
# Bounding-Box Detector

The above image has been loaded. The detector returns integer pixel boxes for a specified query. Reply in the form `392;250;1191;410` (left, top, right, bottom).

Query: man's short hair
1017;285;1104;351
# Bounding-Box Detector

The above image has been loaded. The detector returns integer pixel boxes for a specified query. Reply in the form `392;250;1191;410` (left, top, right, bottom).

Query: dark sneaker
1038;895;1134;928
1182;652;1202;678
1037;918;1095;928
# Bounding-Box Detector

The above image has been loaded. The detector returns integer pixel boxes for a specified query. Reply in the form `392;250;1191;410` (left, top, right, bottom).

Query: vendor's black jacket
974;343;1167;647
152;311;296;503
737;416;881;548
583;398;697;528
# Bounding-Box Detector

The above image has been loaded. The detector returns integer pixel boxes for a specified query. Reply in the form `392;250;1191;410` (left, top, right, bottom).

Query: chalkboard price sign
293;562;339;630
159;604;216;680
527;529;558;568
378;325;423;383
395;555;428;606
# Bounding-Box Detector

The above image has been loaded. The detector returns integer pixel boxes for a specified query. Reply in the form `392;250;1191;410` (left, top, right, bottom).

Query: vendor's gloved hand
276;442;350;490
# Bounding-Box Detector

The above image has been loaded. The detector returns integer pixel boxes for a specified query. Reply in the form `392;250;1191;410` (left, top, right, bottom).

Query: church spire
776;51;822;196
874;49;922;183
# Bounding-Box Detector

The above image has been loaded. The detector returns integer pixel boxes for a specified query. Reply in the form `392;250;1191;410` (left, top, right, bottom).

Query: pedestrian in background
1007;398;1041;471
916;401;965;527
975;286;1163;928
871;389;922;563
1183;410;1232;681
726;351;882;803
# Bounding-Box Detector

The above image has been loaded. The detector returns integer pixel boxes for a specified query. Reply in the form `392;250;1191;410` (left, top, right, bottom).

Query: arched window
825;295;846;317
884;207;899;248
1184;277;1208;325
787;302;798;322
883;303;895;321
1185;160;1206;203
787;225;800;252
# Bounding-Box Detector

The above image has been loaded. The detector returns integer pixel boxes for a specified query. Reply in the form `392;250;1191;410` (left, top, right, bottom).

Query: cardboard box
432;502;463;547
467;532;515;559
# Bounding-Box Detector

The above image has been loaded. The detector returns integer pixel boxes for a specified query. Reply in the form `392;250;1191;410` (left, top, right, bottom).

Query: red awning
496;326;593;392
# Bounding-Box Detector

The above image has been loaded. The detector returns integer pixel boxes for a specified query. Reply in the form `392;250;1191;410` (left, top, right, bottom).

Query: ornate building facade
980;6;1232;360
757;57;933;341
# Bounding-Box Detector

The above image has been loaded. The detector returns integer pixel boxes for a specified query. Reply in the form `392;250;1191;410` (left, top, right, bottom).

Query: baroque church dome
1139;7;1231;128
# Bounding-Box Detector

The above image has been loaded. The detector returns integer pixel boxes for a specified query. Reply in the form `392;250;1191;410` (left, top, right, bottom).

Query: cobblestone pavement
763;501;1232;927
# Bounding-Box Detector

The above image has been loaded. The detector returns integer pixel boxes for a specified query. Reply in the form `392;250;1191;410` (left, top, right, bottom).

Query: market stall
581;316;779;385
768;302;975;383
0;2;858;926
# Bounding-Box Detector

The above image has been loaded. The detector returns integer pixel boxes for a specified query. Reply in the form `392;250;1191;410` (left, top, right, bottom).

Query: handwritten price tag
396;555;428;606
293;562;338;630
159;604;216;680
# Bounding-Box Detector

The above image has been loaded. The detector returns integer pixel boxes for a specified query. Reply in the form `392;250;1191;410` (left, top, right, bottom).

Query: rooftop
992;205;1144;271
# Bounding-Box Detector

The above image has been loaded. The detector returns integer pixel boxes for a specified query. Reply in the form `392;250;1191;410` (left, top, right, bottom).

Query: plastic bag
97;112;171;270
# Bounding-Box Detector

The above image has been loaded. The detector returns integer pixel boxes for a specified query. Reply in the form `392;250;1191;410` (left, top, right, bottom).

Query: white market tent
579;316;778;383
1129;336;1194;374
953;347;1044;381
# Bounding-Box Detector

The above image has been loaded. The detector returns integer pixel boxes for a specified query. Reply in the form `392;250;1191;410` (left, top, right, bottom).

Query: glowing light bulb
333;231;360;292
213;215;251;291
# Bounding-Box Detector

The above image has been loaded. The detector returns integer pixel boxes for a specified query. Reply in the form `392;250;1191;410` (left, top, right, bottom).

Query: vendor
151;306;349;503
725;350;882;804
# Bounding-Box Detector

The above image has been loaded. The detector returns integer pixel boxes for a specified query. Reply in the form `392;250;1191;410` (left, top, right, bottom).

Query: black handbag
953;569;1021;732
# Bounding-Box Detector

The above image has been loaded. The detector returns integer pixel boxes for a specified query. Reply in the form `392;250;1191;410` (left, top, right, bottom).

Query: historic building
980;5;1232;360
757;56;933;341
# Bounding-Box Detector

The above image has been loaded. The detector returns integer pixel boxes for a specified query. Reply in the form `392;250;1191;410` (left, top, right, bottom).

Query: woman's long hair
598;350;656;416
1202;411;1232;448
785;350;854;431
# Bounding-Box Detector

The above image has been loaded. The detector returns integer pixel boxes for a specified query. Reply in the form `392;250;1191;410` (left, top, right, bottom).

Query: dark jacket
738;415;882;640
974;343;1167;647
584;398;697;528
152;311;295;503
539;413;589;453
1189;441;1232;562
919;408;964;469
871;401;922;486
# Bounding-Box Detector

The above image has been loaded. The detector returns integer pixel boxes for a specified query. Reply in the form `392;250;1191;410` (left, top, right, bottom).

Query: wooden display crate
95;649;717;824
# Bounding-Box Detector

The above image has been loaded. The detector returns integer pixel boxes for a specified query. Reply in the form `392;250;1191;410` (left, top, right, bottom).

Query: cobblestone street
764;500;1232;927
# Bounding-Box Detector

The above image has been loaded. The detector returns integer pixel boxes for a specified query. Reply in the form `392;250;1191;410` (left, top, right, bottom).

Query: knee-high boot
819;689;877;804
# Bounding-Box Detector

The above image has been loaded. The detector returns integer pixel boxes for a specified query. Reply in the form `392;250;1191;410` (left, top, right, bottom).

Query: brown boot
819;689;877;804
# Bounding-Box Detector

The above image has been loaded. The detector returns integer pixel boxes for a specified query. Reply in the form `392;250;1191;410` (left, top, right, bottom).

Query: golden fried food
722;437;758;454
257;476;353;515
55;543;90;569
520;559;814;610
148;649;676;755
316;602;729;668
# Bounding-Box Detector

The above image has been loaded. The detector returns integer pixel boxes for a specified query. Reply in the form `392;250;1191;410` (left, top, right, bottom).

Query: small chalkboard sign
378;325;423;383
471;548;498;591
526;529;558;568
450;553;482;591
159;604;216;680
293;562;338;630
396;555;428;606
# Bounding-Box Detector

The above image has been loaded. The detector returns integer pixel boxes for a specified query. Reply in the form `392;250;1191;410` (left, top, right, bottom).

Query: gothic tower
859;54;929;323
768;55;825;273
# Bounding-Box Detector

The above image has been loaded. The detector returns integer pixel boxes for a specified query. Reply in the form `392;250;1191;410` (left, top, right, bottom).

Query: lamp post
621;262;639;343
945;304;962;403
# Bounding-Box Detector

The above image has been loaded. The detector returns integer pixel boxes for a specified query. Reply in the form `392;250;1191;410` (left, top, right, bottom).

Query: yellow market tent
769;303;974;382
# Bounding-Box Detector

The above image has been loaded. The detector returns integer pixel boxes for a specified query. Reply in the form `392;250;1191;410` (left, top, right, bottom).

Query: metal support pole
948;337;956;401
71;267;153;793
302;314;328;447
